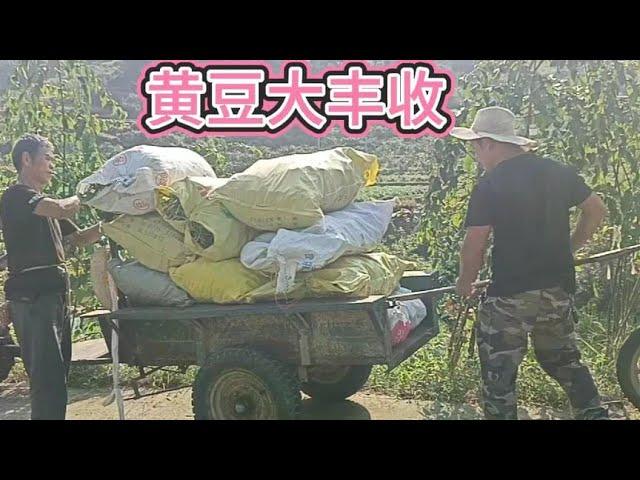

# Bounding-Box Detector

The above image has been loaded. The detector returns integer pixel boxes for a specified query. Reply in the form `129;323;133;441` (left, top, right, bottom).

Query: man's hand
64;223;103;254
457;225;491;298
34;195;81;220
571;193;607;254
456;277;476;298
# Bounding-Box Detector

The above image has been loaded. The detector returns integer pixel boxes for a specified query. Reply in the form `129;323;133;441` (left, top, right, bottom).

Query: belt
14;263;67;275
8;264;70;305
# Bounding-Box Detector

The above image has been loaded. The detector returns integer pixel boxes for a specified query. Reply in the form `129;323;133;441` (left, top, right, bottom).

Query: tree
419;60;640;347
0;60;128;314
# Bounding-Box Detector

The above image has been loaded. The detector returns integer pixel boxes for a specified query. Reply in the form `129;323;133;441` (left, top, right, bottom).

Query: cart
0;270;442;420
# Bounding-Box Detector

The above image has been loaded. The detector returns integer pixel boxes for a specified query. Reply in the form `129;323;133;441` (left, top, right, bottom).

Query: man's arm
456;225;492;297
571;193;607;253
33;195;81;220
3;224;102;265
63;223;103;256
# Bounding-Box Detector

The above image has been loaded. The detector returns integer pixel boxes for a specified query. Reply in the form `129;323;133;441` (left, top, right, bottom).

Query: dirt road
2;382;635;420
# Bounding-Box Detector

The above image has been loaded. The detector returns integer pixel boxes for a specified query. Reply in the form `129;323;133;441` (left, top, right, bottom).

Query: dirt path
1;382;636;420
0;383;434;420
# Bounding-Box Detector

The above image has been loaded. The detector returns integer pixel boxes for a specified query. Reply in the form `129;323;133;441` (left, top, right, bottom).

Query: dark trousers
9;293;71;420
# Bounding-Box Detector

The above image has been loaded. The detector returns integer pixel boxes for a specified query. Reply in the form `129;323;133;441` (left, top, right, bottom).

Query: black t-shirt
464;154;592;297
0;184;78;299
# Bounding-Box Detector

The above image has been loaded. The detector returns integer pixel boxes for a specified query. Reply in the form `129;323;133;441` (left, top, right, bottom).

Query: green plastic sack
212;147;380;231
157;177;256;261
102;214;193;272
169;252;414;304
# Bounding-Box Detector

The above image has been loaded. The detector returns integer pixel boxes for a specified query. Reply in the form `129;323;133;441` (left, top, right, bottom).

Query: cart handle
388;281;490;302
388;244;640;303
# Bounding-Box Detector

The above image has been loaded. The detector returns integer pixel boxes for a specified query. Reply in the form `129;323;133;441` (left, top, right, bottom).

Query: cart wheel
192;348;301;420
301;365;372;402
0;335;16;383
616;328;640;411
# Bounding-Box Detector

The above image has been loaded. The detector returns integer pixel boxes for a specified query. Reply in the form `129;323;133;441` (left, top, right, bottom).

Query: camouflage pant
476;287;607;420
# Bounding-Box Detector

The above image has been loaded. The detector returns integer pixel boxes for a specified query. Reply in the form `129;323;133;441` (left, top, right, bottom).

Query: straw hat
450;106;537;150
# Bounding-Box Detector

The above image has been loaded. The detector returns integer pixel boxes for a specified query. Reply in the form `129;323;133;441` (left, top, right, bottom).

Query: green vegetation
1;60;638;413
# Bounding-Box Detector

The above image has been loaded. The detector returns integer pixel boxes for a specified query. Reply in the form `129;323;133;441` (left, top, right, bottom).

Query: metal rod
574;244;640;266
388;281;491;302
122;385;191;402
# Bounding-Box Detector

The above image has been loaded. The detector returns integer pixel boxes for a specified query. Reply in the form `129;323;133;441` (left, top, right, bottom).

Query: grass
357;185;425;203
7;360;197;392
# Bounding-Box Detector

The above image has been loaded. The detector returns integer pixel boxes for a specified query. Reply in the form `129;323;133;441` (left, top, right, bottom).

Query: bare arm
456;225;492;297
63;223;103;255
571;193;607;253
33;195;81;220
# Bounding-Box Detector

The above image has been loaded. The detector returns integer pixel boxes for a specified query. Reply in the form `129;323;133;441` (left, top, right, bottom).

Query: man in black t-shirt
0;134;103;420
450;107;609;420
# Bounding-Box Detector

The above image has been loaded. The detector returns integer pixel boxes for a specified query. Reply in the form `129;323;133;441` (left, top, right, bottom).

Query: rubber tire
0;335;16;383
192;348;301;420
616;328;640;411
301;365;372;402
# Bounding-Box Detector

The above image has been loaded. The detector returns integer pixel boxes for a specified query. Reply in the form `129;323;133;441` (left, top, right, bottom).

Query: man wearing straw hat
451;106;609;420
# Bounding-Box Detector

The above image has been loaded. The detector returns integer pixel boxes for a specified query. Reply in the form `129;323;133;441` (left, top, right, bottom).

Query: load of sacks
79;145;427;345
